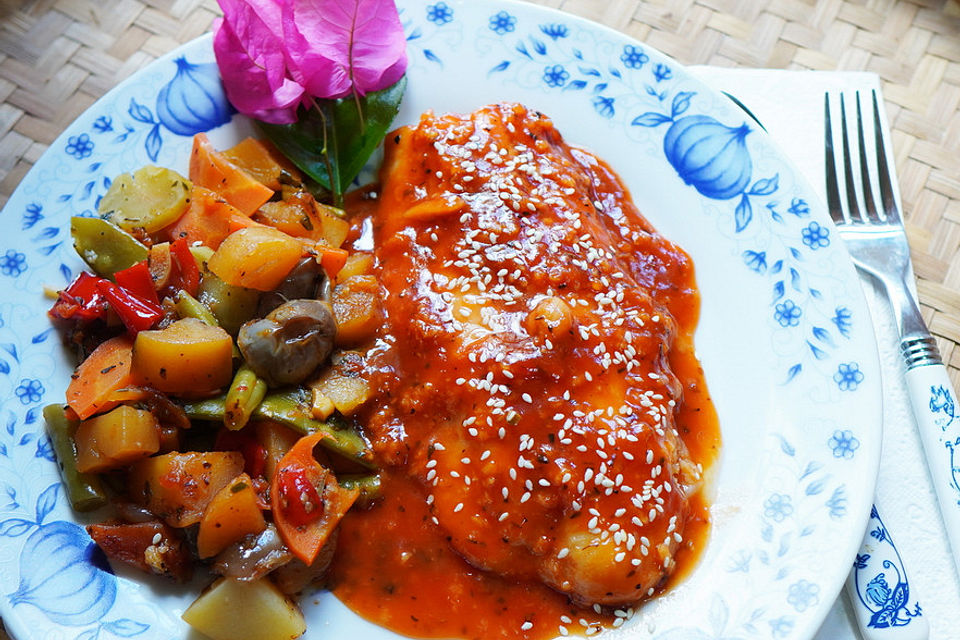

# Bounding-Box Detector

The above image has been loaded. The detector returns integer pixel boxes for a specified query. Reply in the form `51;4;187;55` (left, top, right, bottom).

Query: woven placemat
0;0;959;636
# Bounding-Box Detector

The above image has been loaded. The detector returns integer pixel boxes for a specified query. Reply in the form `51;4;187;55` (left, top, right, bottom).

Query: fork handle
903;345;960;578
846;504;928;639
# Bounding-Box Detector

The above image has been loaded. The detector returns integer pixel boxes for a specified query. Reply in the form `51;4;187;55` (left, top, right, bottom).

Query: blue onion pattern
10;521;117;626
663;115;752;200
156;57;231;137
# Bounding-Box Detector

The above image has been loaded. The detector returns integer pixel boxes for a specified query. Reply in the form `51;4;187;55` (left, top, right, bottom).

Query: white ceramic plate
0;1;881;638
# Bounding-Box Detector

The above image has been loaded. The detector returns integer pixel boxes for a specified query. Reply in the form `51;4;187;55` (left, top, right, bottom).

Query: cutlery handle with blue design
846;504;928;639
903;336;960;578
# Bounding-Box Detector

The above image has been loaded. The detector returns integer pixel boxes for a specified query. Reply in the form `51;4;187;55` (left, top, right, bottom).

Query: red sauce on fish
331;103;720;639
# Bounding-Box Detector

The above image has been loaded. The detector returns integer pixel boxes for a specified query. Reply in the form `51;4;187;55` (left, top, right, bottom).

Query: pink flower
282;0;408;99
213;0;305;123
213;0;408;119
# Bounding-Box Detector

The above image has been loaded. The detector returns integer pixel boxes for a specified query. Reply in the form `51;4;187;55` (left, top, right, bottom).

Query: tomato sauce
332;104;720;639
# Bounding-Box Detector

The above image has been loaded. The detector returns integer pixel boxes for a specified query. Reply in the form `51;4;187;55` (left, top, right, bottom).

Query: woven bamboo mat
0;0;959;636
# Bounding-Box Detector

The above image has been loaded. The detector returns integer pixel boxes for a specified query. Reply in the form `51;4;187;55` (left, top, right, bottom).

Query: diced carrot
227;213;269;234
196;473;267;558
166;186;240;249
318;246;349;279
254;199;322;240
66;335;135;420
271;432;360;565
222;138;302;191
189;133;274;216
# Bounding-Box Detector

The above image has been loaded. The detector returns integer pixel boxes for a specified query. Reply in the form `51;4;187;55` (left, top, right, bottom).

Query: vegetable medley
45;133;382;640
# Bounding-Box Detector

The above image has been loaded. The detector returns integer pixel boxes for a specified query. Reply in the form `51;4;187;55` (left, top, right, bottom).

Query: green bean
71;216;148;278
224;364;268;431
181;388;374;469
339;473;381;506
43;404;107;512
174;290;220;327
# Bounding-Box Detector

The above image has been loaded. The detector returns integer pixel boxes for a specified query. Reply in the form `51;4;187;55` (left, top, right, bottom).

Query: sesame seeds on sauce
331;103;720;640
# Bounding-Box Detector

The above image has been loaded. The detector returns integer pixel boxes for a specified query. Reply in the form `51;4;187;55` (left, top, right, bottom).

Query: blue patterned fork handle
846;506;928;639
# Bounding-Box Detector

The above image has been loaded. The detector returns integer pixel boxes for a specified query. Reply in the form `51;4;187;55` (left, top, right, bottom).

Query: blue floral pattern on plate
0;1;882;639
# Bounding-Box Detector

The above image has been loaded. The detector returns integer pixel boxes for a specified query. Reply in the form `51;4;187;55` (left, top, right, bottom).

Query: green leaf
257;76;407;205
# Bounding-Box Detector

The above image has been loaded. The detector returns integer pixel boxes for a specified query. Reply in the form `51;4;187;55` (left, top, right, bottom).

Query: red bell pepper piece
49;272;109;322
276;463;325;528
170;237;200;297
214;429;269;479
96;280;163;333
114;260;160;307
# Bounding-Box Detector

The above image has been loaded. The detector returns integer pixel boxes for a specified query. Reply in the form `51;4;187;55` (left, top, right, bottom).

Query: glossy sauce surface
331;104;720;639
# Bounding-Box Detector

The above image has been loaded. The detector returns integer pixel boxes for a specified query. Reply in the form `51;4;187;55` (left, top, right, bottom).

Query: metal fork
827;91;955;637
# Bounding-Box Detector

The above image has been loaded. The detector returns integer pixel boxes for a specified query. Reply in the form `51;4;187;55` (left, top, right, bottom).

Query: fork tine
854;92;883;224
839;94;864;223
824;93;845;225
871;90;901;223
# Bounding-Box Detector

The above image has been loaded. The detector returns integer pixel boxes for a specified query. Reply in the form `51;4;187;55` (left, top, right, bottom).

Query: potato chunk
182;577;306;640
331;275;382;345
132;318;233;395
128;451;245;527
197;473;267;559
99;165;191;234
74;405;160;473
208;227;303;292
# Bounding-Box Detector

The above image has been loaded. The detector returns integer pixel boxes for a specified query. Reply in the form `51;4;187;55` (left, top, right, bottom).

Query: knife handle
846;504;928;639
903;341;960;579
